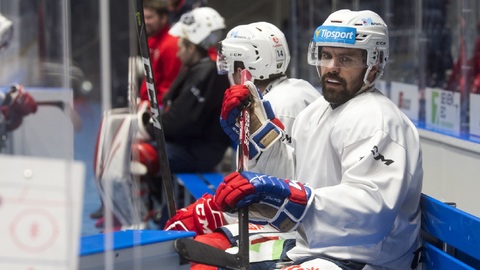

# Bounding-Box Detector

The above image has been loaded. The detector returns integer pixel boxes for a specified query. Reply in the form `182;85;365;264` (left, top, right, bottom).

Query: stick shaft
133;0;176;218
236;70;252;269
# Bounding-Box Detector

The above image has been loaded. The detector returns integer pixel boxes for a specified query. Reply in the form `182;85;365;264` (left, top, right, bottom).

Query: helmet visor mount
308;44;368;68
216;41;238;75
216;50;231;75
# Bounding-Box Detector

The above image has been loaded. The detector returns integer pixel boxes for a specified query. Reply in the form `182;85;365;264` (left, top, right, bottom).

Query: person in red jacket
139;0;182;105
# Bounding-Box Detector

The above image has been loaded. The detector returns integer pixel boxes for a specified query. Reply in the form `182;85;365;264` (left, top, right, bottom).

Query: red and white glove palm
164;194;226;235
1;84;37;131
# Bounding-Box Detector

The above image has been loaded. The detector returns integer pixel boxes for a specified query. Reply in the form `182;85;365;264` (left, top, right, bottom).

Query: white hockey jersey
262;76;321;139
253;88;423;269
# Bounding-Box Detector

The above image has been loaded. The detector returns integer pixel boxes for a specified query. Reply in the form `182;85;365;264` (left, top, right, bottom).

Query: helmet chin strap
358;66;377;94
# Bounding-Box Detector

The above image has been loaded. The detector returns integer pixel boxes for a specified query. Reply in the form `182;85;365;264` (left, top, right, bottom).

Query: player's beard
321;71;365;106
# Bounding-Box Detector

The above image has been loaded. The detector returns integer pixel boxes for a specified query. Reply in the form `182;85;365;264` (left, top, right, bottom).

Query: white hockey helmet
0;13;13;52
217;21;290;81
308;9;389;86
169;7;225;50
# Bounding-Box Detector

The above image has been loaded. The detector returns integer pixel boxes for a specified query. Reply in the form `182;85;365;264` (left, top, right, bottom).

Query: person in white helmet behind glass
214;9;423;269
217;21;321;158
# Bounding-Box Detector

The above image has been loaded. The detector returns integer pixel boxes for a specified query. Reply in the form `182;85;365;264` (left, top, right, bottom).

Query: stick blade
174;238;242;269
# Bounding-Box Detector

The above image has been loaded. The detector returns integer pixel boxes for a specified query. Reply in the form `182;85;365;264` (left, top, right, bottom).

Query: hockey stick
132;0;176;219
173;70;252;269
236;69;252;269
36;101;82;132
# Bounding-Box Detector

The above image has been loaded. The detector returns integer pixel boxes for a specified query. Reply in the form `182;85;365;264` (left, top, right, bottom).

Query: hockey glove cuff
164;194;227;235
246;81;284;152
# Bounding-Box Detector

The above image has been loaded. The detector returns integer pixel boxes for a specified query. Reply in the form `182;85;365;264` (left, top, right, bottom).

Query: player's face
318;46;367;106
176;38;194;66
144;8;166;36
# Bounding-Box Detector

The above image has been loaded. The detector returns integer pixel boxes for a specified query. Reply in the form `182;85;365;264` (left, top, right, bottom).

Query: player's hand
215;171;313;232
1;84;37;131
220;84;250;141
220;82;284;160
164;194;226;235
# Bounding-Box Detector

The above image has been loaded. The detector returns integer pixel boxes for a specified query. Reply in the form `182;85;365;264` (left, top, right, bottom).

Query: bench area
421;193;480;269
172;177;480;270
79;230;194;269
174;172;224;206
78;191;480;269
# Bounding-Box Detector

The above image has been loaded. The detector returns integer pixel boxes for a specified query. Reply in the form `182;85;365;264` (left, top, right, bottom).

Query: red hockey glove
220;82;284;160
164;194;226;235
215;171;313;232
1;84;37;131
220;84;250;141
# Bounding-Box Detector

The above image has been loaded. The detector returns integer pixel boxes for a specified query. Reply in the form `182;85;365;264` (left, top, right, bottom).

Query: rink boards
79;230;194;270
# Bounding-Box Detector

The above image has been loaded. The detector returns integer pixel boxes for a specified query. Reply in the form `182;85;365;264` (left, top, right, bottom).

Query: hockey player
214;9;423;269
164;22;321;268
217;21;321;152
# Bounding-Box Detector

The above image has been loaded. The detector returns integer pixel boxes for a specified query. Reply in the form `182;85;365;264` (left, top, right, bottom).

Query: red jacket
447;37;480;95
139;26;181;105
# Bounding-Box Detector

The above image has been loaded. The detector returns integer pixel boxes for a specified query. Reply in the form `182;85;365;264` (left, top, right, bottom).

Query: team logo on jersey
371;145;394;165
